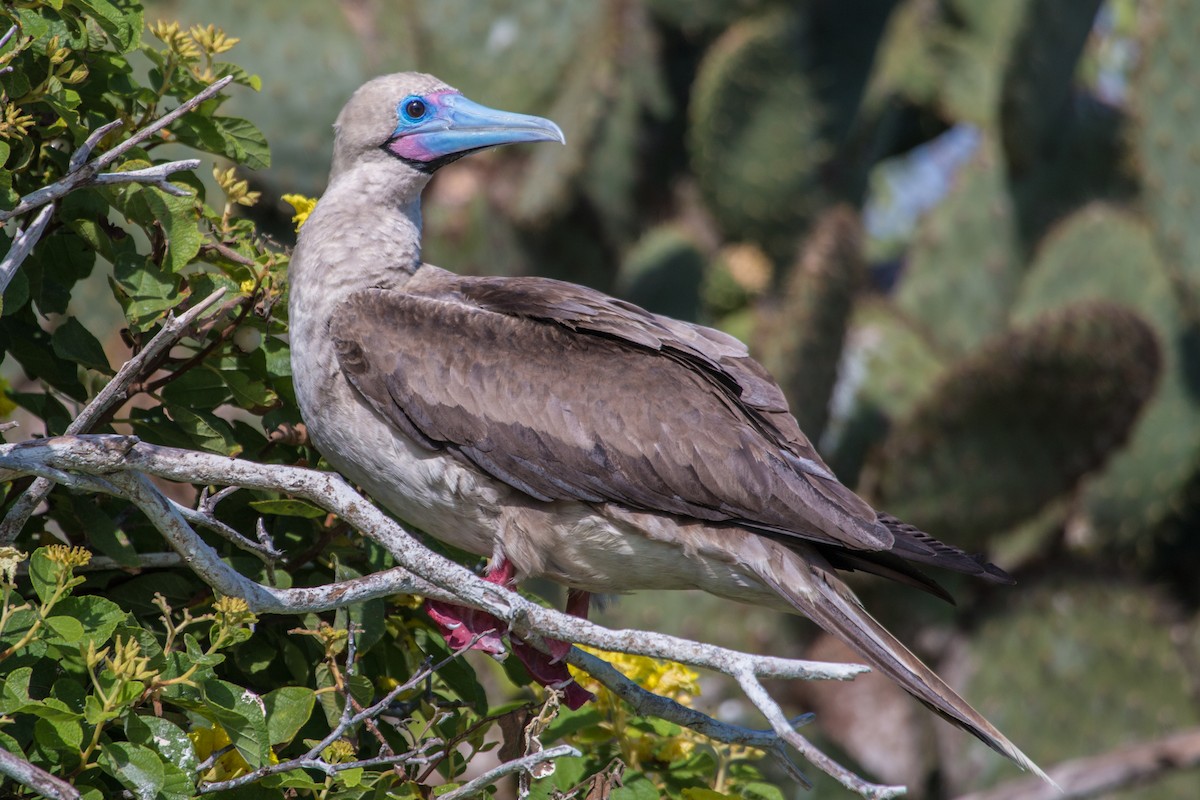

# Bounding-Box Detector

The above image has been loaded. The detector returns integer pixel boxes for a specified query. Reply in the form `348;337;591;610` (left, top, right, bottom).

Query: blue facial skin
384;90;565;170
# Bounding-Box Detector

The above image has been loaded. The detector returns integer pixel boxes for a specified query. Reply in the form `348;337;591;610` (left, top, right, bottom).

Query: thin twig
0;290;226;544
734;668;906;799
0;748;80;800
439;745;581;800
89;159;202;195
0;204;54;293
197;630;489;794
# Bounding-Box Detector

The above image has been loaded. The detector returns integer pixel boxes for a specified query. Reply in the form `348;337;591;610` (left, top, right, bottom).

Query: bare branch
0;290;227;544
440;744;581;800
0;203;54;293
0;748;80;800
0;434;891;793
956;727;1200;800
89;159;202;195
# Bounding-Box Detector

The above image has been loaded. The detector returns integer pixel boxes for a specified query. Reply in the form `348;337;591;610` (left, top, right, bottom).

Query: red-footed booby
289;73;1049;781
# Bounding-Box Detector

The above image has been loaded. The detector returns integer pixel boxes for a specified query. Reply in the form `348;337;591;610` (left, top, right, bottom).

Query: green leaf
413;627;488;714
739;782;786;800
222;368;277;409
1;667;33;712
248;498;325;519
160;368;231;408
80;508;140;567
612;776;662;800
200;679;270;769
168;406;240;455
34;715;84;752
126;715;199;777
125;185;203;272
53;596;126;648
263;686;315;746
51;317;111;373
337;767;364;787
43;614;85;646
28;548;62;605
213;116;271;169
99;741;165;800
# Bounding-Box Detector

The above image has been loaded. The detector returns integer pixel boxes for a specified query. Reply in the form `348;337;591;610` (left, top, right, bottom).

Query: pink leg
566;589;591;619
424;558;594;709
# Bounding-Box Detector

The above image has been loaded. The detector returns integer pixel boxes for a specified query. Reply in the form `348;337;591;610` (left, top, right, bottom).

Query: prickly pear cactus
755;206;865;442
823;300;948;484
894;135;1022;356
862;302;1161;548
688;7;826;263
617;225;707;322
1013;205;1200;544
1131;0;1200;302
999;0;1104;171
948;580;1199;795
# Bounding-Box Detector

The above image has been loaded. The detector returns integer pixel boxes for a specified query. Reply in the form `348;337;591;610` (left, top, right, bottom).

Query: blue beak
385;92;565;168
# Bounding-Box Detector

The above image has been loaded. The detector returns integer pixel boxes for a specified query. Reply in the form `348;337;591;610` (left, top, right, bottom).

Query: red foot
423;560;594;710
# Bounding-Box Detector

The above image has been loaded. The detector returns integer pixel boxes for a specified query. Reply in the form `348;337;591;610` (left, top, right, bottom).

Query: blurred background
133;0;1200;795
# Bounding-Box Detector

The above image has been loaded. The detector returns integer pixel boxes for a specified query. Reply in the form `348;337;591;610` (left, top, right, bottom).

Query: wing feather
331;274;893;553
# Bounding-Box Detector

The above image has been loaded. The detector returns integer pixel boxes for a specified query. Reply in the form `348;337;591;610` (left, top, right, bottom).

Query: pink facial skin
383;90;460;163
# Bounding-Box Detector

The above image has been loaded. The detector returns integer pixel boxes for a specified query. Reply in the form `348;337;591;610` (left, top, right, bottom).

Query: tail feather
752;544;1057;787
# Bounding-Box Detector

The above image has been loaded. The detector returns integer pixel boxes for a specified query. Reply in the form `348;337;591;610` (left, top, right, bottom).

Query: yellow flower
282;194;318;231
322;739;356;764
43;545;92;569
190;724;278;782
188;24;239;55
149;20;200;59
213;166;261;208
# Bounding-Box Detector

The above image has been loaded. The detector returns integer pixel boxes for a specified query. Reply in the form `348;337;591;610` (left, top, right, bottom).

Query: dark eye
403;98;427;120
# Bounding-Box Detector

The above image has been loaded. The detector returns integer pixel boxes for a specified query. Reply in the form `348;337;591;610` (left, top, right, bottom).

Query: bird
288;72;1050;782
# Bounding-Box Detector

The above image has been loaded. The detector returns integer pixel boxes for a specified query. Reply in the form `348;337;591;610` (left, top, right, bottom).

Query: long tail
750;542;1056;786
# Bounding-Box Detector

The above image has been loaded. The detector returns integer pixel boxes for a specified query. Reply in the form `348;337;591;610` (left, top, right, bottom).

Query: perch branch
0;289;226;544
0;434;894;794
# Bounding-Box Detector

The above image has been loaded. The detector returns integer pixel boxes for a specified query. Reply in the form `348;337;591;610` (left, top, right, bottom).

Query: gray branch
0;433;895;794
0;289;226;544
0;203;53;293
439;744;581;800
0;748;80;800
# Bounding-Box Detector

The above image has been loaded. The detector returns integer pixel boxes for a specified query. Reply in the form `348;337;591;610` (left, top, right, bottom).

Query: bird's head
330;72;565;182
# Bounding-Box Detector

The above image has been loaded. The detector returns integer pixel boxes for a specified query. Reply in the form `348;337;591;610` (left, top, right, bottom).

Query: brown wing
331;276;893;553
